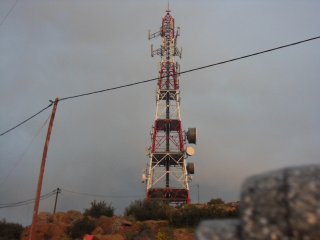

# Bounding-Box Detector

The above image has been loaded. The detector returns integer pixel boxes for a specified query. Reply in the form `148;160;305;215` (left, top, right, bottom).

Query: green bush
124;200;169;221
124;198;239;228
169;205;204;227
84;200;114;218
0;219;24;240
68;216;95;239
207;198;225;205
169;203;239;227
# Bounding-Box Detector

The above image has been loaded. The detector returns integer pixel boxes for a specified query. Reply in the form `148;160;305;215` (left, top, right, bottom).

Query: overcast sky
0;0;319;225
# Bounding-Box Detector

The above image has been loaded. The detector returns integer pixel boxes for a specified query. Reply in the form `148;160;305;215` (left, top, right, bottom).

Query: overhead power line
0;190;57;209
59;77;158;101
58;35;320;102
0;102;53;137
0;114;51;188
0;35;319;137
0;0;19;29
179;35;320;75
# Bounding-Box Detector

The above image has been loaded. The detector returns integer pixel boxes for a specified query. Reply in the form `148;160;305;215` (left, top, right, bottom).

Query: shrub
169;205;204;227
68;216;95;239
0;219;24;240
124;200;169;221
169;203;239;227
207;198;225;205
84;200;114;218
125;198;239;227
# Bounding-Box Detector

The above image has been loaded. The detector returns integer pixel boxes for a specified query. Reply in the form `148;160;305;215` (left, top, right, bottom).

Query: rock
143;220;169;232
46;222;69;239
21;211;82;240
21;221;68;240
120;219;133;226
37;212;52;222
133;228;155;240
95;216;135;235
241;165;320;240
116;220;141;236
96;216;114;234
66;210;81;221
93;233;125;240
52;212;67;223
240;169;289;240
92;226;104;235
174;228;194;240
53;210;82;224
196;220;241;240
286;165;320;239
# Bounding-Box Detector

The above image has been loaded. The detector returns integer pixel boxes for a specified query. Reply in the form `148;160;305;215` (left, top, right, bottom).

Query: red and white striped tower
142;8;197;205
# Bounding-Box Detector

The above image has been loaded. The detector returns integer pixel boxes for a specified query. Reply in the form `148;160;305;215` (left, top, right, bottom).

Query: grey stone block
286;165;320;239
241;165;320;240
196;219;241;240
196;165;320;240
240;169;290;240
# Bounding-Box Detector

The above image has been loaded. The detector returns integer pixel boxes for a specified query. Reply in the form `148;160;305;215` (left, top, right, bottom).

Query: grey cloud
0;0;320;225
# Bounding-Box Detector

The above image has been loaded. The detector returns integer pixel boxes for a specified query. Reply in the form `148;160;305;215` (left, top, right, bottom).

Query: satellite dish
187;128;197;144
186;146;195;156
187;162;195;174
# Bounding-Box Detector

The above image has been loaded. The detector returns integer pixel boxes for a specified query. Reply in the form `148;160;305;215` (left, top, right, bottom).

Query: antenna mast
143;10;197;205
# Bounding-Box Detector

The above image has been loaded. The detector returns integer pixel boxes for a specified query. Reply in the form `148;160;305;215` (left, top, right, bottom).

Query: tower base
146;188;190;205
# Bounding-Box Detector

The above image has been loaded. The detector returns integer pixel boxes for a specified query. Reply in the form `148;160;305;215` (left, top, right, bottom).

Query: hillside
21;211;194;240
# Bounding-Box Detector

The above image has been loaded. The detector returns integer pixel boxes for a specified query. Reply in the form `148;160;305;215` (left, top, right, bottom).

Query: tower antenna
144;10;197;205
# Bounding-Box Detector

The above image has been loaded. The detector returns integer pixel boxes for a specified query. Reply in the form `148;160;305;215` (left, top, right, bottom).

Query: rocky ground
21;211;194;240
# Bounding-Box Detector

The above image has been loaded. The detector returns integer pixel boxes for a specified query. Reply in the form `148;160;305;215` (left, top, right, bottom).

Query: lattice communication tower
142;8;197;205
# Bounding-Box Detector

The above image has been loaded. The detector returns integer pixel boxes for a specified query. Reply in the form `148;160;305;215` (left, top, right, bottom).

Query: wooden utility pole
29;98;59;240
53;187;61;215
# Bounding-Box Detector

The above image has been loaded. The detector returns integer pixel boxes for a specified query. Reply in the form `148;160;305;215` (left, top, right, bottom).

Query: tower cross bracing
143;8;196;205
